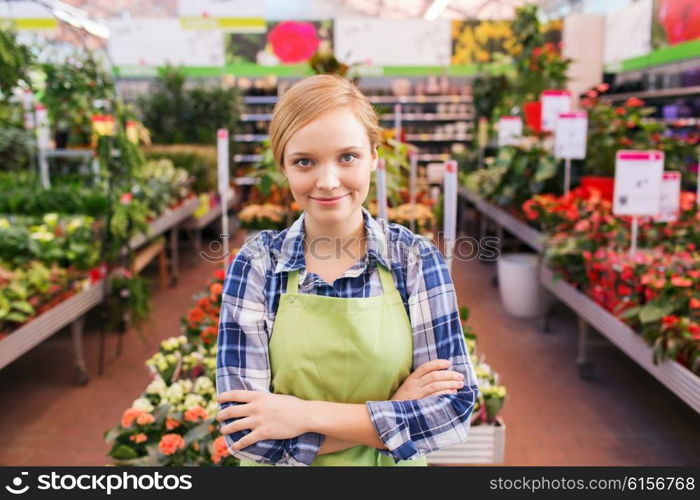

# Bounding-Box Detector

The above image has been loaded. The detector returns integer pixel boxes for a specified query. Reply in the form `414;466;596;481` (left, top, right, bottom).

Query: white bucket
497;253;548;318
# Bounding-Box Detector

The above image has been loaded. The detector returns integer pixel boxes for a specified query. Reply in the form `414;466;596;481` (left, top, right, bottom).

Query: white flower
206;399;219;417
146;377;166;396
66;218;83;234
30;230;55;243
0;218;9;229
165;384;184;404
132;397;154;413
43;213;59;227
194;376;214;395
182;393;205;410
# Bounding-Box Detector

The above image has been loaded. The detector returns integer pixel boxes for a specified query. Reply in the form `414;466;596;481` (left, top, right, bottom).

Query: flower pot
523;100;541;132
497;253;548;318
580;175;614;202
426;418;506;465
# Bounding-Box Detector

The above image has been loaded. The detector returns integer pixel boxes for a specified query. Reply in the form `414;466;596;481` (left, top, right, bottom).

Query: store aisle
451;256;700;466
1;234;698;466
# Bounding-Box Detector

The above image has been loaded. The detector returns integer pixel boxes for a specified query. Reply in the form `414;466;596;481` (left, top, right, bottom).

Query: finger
419;369;464;386
420;380;464;397
413;359;451;378
216;404;249;422
232;430;263;451
220;417;256;436
431;389;458;397
217;390;256;404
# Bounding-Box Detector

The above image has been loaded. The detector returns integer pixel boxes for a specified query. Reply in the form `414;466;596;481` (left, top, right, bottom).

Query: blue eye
294;158;312;168
341;153;358;163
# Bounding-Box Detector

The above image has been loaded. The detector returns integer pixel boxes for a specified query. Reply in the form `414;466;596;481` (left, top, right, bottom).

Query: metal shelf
602;86;700;102
458;187;544;252
242;96;278;104
541;266;700;414
406;133;472;142
233;134;268;142
0;281;104;373
234;176;260;186
380;113;474;121
368;95;473;104
129;196;200;250
233;154;263;163
240;114;273;122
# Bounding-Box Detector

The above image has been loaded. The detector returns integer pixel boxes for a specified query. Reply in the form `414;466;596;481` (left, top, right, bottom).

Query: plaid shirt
216;207;479;465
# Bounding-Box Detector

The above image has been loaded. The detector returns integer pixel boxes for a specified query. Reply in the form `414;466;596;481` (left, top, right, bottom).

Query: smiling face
281;106;378;228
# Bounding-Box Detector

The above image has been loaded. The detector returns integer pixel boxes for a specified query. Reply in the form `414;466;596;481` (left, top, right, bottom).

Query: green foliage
137;66;241;145
0;127;36;171
40;49;114;143
0;23;33;103
144;145;217;193
107;272;151;333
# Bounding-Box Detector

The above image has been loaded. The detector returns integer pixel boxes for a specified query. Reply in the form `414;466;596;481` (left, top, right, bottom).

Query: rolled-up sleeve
216;240;323;465
365;238;479;462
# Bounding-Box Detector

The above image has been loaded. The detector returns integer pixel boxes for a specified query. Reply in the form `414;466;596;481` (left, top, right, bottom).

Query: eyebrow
286;146;364;157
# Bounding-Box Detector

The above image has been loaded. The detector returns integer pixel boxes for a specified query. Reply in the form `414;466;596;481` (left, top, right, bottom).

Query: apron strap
286;269;300;294
376;264;395;293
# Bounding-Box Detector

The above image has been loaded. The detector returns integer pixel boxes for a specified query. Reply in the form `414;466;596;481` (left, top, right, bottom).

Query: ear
370;146;379;172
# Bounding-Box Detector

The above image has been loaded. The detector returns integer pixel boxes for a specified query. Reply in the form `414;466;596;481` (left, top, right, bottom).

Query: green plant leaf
110;444;138;460
639;303;674;324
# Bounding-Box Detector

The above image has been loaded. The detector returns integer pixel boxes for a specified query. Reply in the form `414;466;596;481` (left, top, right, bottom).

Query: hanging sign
613;150;664;216
540;90;572;132
554;112;588;159
497;116;523;147
654;171;681;223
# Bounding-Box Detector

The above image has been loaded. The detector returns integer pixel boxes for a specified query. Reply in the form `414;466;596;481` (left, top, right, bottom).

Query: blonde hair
268;74;382;167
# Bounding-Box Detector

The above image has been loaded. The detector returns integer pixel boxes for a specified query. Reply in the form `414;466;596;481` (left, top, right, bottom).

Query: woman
215;74;478;466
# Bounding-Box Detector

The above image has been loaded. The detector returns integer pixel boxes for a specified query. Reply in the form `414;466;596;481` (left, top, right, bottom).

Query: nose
315;163;341;192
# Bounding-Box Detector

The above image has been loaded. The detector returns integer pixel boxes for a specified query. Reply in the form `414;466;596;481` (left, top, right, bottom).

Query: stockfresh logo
5;472;29;495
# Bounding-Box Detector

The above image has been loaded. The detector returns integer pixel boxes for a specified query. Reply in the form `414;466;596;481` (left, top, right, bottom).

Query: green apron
240;263;427;466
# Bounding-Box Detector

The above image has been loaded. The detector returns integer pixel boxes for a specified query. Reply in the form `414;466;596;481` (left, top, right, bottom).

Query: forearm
305;401;387;450
317;436;360;455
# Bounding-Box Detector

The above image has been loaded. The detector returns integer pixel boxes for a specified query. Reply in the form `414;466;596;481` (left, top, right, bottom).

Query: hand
391;359;464;401
216;390;309;450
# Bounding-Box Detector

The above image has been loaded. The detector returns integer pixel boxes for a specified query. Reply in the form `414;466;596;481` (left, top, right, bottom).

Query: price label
654;171;681;223
217;129;229;195
540;90;572;132
613;150;664;216
497;116;522;147
554;112;588;159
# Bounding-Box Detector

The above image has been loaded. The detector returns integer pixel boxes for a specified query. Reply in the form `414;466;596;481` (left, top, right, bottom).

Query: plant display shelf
458;187;544;252
128;196;200;286
602;85;700;102
540;266;700;414
0;281;104;385
427;418;506;465
183;188;239;257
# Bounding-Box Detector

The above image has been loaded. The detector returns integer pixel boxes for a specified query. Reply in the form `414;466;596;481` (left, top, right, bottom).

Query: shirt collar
273;206;390;274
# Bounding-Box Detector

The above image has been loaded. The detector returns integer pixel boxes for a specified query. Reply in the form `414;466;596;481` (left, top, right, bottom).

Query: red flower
614;107;626;115
213;269;226;281
120;192;133;205
522;199;539;220
200;326;218;345
619;137;633;147
187;307;206;326
616;285;633;297
624;97;644;107
671;276;693;287
596;83;609;93
661;315;680;326
267;21;320;63
690;298;700;309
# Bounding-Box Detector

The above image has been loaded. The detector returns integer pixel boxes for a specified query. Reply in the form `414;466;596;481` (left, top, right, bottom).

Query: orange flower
158;433;185;456
136;413;155;426
211;436;229;464
121;408;145;428
200;326;218;345
188;307;205;326
184;405;209;423
209;282;223;300
129;433;148;444
165;417;181;431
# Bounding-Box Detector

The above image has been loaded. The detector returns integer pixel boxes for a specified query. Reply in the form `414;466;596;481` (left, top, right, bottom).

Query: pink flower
267;21;320;63
184;405;209;423
671;276;693;287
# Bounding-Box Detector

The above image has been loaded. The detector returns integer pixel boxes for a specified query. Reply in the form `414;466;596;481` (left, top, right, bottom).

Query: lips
310;193;350;202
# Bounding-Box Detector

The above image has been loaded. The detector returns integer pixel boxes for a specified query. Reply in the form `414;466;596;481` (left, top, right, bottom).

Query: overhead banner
335;18;451;66
604;0;653;64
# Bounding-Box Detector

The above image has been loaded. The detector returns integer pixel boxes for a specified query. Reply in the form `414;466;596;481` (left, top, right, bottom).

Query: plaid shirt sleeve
216;238;323;466
365;237;479;462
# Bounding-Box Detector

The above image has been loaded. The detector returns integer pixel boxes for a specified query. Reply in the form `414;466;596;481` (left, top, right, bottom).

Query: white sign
426;162;445;184
376;158;387;221
613;150;664;216
603;0;652;65
443;160;458;272
540;90;572;132
654;172;681;223
34;104;50;149
554;112;588;159
217;129;229;195
497;116;522;147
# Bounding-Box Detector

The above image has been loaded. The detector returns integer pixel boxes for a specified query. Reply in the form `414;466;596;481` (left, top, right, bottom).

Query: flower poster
652;0;700;48
226;20;333;65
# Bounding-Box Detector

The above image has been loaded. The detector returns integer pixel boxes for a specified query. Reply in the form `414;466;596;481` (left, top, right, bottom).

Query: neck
303;208;366;260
